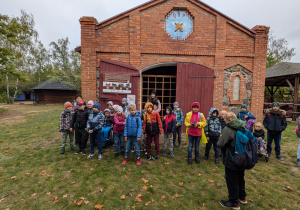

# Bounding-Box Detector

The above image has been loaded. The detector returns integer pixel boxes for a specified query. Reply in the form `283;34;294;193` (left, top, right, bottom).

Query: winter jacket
263;109;287;134
86;111;105;132
253;129;265;139
113;114;126;134
143;102;163;135
162;114;176;133
219;117;226;130
59;110;74;132
205;108;222;138
71;109;89;129
103;115;114;127
172;108;184;126
124;111;142;138
217;119;247;171
237;110;256;122
185;102;207;137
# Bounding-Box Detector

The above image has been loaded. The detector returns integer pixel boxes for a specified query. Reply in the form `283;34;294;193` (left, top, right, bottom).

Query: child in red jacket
162;106;176;156
143;102;163;160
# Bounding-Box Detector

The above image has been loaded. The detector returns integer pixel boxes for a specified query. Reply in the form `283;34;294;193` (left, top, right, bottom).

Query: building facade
79;0;269;121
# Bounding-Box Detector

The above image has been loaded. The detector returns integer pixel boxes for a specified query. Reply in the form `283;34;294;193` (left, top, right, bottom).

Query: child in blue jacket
122;104;142;165
172;102;184;148
237;104;256;122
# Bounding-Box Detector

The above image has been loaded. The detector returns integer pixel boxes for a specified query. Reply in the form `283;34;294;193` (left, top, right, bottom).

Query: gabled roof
266;62;300;78
31;79;77;91
96;0;255;34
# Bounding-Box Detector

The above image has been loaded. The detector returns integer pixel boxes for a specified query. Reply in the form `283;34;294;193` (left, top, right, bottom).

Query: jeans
146;134;160;156
163;132;173;152
125;136;140;157
205;137;219;158
173;126;182;145
75;128;88;150
188;135;201;159
114;133;125;153
267;132;282;156
298;138;300;159
225;167;246;205
61;130;74;149
254;138;264;148
101;126;112;146
90;131;103;155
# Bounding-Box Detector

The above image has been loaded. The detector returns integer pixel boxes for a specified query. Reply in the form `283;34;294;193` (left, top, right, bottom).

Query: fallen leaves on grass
10;176;16;179
135;194;143;202
85;201;90;204
46;192;51;196
90;168;94;171
99;188;103;193
32;193;37;197
60;178;64;181
198;173;202;177
172;193;181;199
207;179;215;183
5;150;9;154
145;199;154;206
161;195;166;199
80;197;86;200
165;162;169;165
141;178;148;183
73;199;77;204
120;195;126;200
52;196;58;204
95;204;104;209
41;170;46;176
283;186;294;192
126;193;133;197
72;181;76;184
142;186;148;190
76;200;83;206
63;194;68;198
179;182;183;187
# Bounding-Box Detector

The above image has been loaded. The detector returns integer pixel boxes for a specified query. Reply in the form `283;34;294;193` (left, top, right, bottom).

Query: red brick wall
79;0;269;121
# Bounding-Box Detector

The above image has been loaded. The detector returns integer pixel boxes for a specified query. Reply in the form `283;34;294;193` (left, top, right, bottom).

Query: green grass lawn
0;105;300;209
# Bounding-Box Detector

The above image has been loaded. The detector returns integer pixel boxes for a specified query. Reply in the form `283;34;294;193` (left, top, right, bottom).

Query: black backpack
230;130;258;170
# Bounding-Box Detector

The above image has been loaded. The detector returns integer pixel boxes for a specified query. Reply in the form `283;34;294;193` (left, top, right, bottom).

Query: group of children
59;93;289;165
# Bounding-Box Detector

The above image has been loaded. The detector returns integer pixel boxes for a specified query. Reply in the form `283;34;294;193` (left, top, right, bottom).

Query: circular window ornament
165;9;193;40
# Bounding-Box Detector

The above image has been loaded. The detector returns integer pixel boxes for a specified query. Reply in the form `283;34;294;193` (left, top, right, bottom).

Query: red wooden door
176;63;214;130
98;59;139;110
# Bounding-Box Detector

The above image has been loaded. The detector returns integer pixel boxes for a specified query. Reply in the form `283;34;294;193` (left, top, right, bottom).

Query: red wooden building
77;0;269;121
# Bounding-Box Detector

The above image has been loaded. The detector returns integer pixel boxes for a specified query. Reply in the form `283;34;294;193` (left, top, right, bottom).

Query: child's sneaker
75;149;81;155
122;157;129;164
114;153;119;157
163;150;167;155
60;148;65;154
260;148;266;156
81;150;86;155
98;154;103;160
70;146;75;151
152;155;159;160
203;156;208;160
219;200;240;210
87;154;94;159
136;157;141;165
239;198;247;205
147;154;152;160
170;151;174;156
188;158;192;164
178;144;181;149
195;157;200;164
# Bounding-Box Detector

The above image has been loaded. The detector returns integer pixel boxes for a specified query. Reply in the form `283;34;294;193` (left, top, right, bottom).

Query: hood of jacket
208;107;218;117
166;106;173;114
145;102;154;113
265;108;286;115
227;119;246;131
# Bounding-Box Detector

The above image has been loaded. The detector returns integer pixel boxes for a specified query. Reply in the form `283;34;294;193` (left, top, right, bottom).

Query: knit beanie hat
104;108;111;113
112;105;120;111
166;106;173;113
64;101;72;109
241;104;247;109
122;98;127;103
93;102;100;110
151;90;156;95
75;94;82;100
87;100;94;106
107;101;114;106
173;102;179;107
116;106;123;113
272;102;280;107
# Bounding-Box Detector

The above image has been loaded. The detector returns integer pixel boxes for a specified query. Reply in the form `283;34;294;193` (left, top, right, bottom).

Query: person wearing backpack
185;102;207;164
295;117;300;166
217;112;250;209
237;104;256;122
263;102;287;161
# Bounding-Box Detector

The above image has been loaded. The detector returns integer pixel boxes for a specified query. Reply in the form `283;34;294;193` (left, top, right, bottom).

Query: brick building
78;0;269;121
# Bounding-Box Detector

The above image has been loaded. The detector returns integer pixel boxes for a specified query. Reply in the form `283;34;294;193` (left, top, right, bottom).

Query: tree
49;37;81;91
267;32;296;68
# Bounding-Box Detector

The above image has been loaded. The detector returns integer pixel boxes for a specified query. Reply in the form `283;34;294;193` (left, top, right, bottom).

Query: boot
296;159;300;166
70;145;75;151
215;158;219;165
188;158;192;164
203;156;208;160
60;148;65;154
195;157;200;164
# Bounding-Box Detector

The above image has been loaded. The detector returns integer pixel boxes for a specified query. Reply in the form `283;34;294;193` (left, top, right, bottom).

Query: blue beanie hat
93;102;100;110
122;98;127;103
173;102;179;107
241;104;247;109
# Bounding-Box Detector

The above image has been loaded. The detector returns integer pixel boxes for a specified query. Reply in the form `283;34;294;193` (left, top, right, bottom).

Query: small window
233;76;240;101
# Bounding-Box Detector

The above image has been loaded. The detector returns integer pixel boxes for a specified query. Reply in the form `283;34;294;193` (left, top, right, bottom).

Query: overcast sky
1;0;299;62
